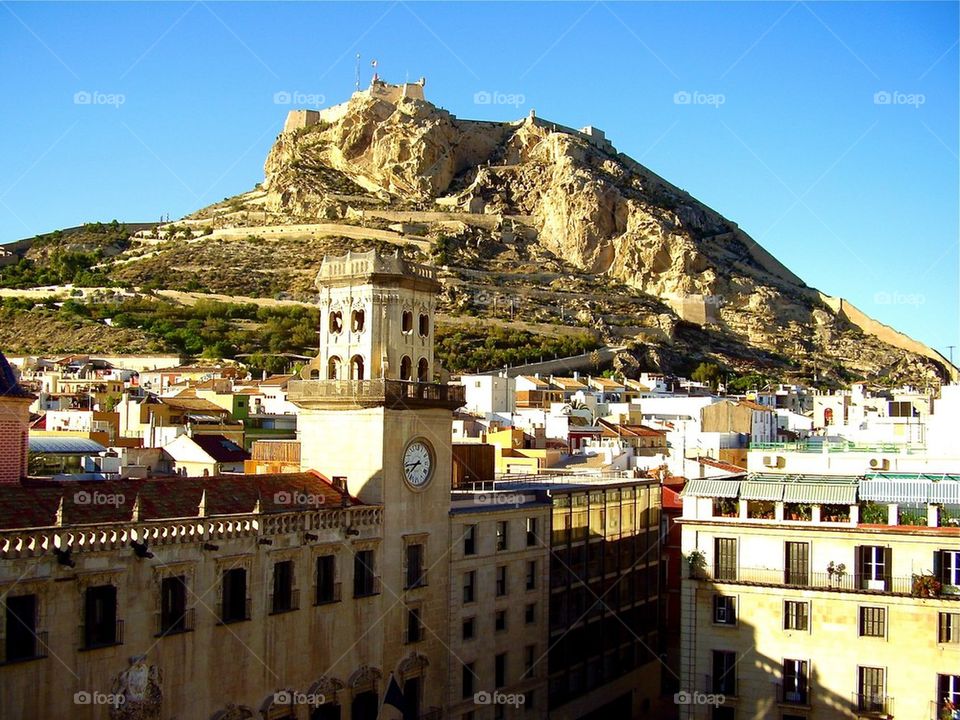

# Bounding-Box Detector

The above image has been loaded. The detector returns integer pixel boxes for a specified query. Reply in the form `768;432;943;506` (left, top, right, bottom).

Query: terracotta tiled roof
260;374;295;387
0;472;357;529
551;377;588;390
191;435;250;463
159;396;229;414
698;456;747;473
518;375;549;388
737;399;774;412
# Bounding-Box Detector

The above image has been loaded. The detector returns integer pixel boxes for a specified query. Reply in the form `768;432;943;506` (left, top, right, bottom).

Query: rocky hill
1;79;952;386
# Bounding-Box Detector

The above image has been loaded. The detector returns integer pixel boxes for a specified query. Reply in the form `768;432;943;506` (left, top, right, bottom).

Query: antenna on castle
354;53;360;92
371;58;378;84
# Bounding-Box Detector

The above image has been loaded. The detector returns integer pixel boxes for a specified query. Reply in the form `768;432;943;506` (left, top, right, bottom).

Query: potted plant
913;572;942;598
687;550;707;579
827;561;847;587
787;503;812;521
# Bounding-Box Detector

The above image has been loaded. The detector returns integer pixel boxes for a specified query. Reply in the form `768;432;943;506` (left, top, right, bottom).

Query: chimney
0;352;34;484
332;476;348;492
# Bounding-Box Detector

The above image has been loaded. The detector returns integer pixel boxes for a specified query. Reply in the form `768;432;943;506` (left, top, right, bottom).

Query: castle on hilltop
283;75;427;134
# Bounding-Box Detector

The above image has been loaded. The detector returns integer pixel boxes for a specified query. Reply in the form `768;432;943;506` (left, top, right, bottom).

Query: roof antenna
354;53;361;92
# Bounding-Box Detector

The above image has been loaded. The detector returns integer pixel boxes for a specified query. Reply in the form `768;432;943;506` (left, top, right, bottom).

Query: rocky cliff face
252;88;951;385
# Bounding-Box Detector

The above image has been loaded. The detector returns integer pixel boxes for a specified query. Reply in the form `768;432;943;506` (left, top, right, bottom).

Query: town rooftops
28;437;107;454
550;377;588;391
588;377;625;390
0;471;356;530
517;375;550;389
158;396;230;414
190;434;250;463
260;374;296;387
737;399;774;412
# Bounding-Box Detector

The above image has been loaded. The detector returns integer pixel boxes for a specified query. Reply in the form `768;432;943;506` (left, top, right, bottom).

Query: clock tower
289;249;463;717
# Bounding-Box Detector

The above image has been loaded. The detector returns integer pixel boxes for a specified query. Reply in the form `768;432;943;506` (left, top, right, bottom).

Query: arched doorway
417;358;429;383
327;356;341;380
350;692;377;720
350;355;365;381
400;356;412;381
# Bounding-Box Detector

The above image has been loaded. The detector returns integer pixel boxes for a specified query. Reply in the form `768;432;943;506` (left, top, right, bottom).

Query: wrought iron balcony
157;608;195;637
776;681;809;706
853;692;893;716
288;379;465;410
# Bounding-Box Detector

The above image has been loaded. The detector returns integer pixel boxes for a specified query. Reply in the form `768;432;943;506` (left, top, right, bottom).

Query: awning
859;478;929;504
930;480;960;504
740;481;784;501
681;479;741;498
783;483;857;505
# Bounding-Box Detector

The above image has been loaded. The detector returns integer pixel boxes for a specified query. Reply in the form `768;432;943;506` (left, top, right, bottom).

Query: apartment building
679;471;960;719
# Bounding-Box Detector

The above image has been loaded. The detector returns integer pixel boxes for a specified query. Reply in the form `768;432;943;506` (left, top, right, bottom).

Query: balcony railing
157;608;195;637
353;575;381;599
269;589;300;615
288;379;465;410
314;582;342;606
776;682;809;706
704;674;737;697
79;620;124;650
853;692;893;715
218;599;252;625
694;566;958;599
0;630;48;664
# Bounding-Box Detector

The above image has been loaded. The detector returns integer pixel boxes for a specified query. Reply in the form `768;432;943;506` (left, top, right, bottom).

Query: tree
691;362;723;389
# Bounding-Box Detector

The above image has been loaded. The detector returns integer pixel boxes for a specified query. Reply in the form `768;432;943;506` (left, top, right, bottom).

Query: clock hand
405;461;421;470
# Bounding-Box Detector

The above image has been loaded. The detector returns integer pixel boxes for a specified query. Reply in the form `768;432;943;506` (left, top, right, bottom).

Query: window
857;666;885;712
220;569;249;624
401;310;413;334
418;313;429;337
271;560;296;613
315;555;339;604
159;576;189;635
463;525;477;556
784;542;810;585
496;521;508;551
524;644;536;678
351;309;365;333
406;607;422;644
859;606;886;638
526;517;538;546
526;560;537;590
354;550;378;597
463;571;476;603
783;600;809;631
857;545;890;589
937;550;960;586
711;650;737;695
496;565;508;596
713;595;736;625
462;617;475;640
84;584;120;647
328;311;343;335
4;594;41;662
417;358;429;383
714;538;737;581
495;610;506;632
781;659;808;705
940;612;960;643
349;355;365;381
939;674;960;718
525;603;536;624
400;356;412;381
462;662;475;698
495;652;506;688
405;543;425;589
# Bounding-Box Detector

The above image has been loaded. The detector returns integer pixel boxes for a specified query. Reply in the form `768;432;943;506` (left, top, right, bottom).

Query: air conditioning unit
763;455;784;468
868;458;890;470
715;606;728;623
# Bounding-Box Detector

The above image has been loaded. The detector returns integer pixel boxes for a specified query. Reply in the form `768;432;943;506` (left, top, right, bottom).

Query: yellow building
679;472;960;720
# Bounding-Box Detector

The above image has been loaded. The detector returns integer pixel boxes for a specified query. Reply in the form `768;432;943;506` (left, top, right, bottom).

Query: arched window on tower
350;355;365;381
418;313;429;337
327;356;341;380
351;309;365;333
401;310;413;334
400;356;412;381
329;311;343;335
417;358;429;383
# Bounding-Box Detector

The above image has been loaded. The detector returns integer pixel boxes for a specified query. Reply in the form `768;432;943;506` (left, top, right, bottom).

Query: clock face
403;439;433;489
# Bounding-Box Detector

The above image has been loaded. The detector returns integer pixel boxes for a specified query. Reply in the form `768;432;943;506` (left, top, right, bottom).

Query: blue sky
1;1;957;355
